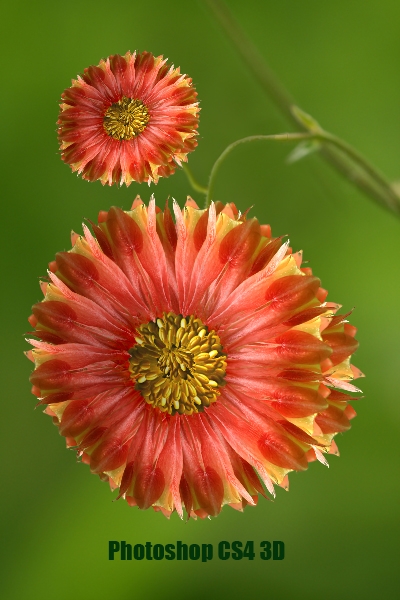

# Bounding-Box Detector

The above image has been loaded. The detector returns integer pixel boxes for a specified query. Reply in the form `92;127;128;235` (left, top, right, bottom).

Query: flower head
27;198;362;519
58;52;199;186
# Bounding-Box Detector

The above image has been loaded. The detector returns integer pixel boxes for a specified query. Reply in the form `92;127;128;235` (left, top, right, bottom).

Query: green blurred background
2;0;399;598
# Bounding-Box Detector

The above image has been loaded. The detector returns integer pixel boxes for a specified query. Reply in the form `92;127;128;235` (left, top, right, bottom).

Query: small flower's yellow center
129;313;227;415
103;96;150;141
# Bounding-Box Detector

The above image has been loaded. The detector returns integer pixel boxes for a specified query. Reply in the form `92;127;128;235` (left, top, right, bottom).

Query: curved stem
206;131;400;215
182;163;208;196
202;0;400;217
206;133;313;206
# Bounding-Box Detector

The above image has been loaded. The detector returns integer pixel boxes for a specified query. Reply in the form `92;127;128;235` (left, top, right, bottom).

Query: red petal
265;275;320;311
134;466;165;510
56;252;100;289
257;431;308;471
218;219;261;267
107;206;144;255
275;330;332;364
315;405;351;433
322;331;359;365
192;467;224;517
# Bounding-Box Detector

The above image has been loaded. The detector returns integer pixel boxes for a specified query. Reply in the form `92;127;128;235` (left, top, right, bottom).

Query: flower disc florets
103;97;150;141
27;197;362;519
130;312;226;415
58;51;199;185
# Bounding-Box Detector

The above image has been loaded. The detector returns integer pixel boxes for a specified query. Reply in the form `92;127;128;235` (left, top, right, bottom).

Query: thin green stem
202;0;400;216
206;133;313;206
182;163;208;195
206;131;400;215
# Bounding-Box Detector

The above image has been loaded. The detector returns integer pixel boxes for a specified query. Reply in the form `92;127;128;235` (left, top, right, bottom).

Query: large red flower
58;52;199;185
27;198;362;519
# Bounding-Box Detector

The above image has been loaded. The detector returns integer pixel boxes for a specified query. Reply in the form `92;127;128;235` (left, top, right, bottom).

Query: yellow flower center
129;313;227;415
103;96;150;141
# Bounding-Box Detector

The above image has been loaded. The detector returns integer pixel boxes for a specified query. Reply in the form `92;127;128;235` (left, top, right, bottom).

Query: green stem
203;0;296;124
206;133;313;206
206;130;400;215
182;163;209;195
318;131;400;214
202;0;400;216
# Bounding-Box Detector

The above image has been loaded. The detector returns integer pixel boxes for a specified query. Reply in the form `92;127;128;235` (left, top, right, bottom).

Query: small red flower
27;198;362;519
58;52;199;185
